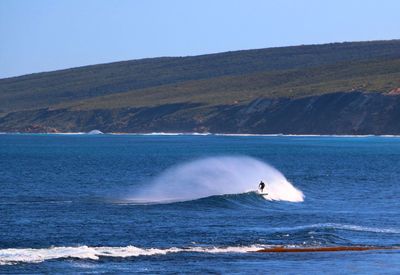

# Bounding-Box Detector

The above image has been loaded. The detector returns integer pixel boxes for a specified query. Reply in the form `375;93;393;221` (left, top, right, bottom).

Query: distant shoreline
2;132;400;137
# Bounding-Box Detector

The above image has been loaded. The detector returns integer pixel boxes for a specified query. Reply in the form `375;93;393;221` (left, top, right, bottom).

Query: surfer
259;180;266;194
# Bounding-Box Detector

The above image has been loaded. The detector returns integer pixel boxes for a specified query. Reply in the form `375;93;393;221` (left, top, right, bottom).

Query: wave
111;132;400;137
255;223;400;235
122;191;272;209
115;133;396;137
1;243;397;265
0;245;265;265
292;223;400;234
127;156;304;203
111;132;212;136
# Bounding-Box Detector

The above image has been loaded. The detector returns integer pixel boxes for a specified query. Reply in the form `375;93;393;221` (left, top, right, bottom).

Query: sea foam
0;245;265;265
128;156;304;203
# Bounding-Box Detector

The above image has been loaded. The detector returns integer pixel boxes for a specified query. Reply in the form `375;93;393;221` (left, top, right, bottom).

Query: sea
0;134;399;274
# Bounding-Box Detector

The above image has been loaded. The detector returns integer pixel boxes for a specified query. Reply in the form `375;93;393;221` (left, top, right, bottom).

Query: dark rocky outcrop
1;91;400;135
208;91;400;134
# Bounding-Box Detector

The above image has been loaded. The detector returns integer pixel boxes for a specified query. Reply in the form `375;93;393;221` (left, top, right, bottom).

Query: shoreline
2;132;400;137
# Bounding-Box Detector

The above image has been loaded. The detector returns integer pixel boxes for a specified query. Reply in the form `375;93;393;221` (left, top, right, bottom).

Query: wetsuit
259;181;265;192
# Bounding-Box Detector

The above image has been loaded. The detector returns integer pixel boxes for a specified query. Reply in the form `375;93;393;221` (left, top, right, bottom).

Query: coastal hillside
1;40;400;134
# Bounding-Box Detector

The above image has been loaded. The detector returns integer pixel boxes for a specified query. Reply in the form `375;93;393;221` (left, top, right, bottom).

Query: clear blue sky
1;0;399;78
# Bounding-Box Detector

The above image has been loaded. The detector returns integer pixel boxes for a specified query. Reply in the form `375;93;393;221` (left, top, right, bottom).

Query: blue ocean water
1;134;400;273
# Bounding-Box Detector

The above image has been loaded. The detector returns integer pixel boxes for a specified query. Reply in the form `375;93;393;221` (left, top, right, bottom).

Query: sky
1;0;399;79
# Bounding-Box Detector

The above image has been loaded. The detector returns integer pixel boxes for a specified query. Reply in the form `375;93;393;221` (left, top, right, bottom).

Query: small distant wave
272;223;400;234
118;133;400;137
107;133;400;138
70;133;400;138
52;132;86;135
114;132;212;136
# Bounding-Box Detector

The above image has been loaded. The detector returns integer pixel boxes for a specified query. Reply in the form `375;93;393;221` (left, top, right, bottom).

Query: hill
1;40;400;134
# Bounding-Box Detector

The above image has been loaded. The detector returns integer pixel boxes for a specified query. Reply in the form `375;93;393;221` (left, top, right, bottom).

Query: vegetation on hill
65;57;400;110
1;40;400;113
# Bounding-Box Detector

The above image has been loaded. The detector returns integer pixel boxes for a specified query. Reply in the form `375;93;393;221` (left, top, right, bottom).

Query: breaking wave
0;245;265;265
1;242;398;265
128;156;304;203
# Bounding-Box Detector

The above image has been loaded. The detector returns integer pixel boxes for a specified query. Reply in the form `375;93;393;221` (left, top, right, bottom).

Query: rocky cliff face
209;91;400;134
1;91;399;135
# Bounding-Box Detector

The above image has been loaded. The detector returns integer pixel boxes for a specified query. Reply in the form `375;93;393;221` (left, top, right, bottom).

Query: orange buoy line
255;246;397;253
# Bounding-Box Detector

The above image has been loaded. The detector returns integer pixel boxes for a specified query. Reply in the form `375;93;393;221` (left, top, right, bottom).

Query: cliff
1;91;400;135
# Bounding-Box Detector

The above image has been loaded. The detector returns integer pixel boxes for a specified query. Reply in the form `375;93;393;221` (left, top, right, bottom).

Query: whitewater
0;245;269;265
128;156;304;203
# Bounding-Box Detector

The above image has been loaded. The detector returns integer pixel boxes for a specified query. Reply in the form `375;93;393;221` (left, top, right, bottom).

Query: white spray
129;156;304;203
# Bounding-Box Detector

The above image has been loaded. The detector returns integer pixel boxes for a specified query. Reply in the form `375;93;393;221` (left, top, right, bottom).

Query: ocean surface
1;134;400;273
